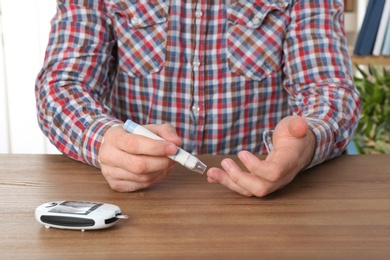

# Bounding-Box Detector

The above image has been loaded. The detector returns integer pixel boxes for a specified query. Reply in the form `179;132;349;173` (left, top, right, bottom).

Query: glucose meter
35;201;128;231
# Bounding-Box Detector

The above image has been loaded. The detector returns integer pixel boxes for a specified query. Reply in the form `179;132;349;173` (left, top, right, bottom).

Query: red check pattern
36;0;361;169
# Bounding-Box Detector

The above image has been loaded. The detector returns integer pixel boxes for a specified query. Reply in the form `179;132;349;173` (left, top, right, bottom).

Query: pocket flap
107;0;169;28
227;1;289;29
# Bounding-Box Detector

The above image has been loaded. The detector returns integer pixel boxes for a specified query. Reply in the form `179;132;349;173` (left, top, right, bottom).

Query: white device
123;120;207;174
35;201;128;231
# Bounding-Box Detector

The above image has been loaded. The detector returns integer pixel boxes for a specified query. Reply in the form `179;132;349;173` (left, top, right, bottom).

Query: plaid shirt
36;0;361;169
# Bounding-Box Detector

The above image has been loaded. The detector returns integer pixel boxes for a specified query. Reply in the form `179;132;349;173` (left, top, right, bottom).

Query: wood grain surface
1;154;389;259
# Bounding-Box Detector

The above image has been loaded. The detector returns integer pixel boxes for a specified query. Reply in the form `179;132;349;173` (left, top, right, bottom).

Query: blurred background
0;0;58;154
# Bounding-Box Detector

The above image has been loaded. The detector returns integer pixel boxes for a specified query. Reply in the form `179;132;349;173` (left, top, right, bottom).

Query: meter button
45;202;57;208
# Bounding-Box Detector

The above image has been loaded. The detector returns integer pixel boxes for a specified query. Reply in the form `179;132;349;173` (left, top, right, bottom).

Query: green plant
353;65;390;154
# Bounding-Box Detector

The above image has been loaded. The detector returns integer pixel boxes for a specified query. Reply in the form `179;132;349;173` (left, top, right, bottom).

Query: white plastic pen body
123;120;207;174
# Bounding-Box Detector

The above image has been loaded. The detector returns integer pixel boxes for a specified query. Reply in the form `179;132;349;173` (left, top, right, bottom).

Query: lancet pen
123;120;207;174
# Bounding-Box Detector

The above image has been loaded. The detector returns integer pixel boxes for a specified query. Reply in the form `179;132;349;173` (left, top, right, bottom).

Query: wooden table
1;154;390;259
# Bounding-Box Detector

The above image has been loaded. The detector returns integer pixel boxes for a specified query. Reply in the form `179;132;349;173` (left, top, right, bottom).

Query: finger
288;117;308;138
238;151;293;182
220;158;277;197
145;124;183;146
207;167;253;197
100;145;175;175
222;158;296;197
105;126;178;157
101;163;171;183
123;134;178;156
208;158;295;197
235;154;299;196
274;116;308;141
207;176;218;183
101;164;172;192
106;179;152;192
102;165;154;192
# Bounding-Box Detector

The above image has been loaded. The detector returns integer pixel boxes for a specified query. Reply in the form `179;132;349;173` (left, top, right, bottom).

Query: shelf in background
351;55;390;65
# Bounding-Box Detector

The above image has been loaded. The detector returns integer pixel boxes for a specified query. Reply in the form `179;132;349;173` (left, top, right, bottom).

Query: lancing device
123;120;207;174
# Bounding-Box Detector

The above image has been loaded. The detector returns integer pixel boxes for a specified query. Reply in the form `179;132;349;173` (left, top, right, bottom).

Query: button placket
193;4;203;70
189;2;206;152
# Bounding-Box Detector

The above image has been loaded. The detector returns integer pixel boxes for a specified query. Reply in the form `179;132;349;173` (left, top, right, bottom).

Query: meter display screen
48;201;103;215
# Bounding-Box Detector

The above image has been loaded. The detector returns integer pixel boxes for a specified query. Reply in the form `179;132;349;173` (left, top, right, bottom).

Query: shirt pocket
226;0;290;81
106;0;169;77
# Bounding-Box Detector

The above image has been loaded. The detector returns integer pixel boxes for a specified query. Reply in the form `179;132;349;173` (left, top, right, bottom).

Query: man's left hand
206;116;316;197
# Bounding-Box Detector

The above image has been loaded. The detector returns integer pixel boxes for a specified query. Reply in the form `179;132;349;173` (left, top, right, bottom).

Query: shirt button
131;17;140;25
252;17;261;26
195;10;203;18
192;105;200;112
193;57;201;67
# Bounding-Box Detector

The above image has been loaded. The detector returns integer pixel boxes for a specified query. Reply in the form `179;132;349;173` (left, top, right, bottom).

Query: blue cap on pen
123;120;138;133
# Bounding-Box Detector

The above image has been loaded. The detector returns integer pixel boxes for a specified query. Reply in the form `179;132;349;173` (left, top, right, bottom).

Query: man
36;0;361;196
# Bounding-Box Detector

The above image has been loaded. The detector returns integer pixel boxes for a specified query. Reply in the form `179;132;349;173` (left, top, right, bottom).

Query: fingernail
221;159;231;170
166;144;178;155
238;151;248;162
207;169;217;179
207;170;213;178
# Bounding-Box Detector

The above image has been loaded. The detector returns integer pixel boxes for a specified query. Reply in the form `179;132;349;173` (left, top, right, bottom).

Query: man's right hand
98;123;183;192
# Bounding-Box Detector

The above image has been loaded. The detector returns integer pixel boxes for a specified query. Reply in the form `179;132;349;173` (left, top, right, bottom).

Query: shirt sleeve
35;1;122;167
282;0;361;167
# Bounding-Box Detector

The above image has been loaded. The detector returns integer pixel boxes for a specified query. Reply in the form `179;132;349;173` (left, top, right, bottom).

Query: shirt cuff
263;130;274;153
80;117;123;168
305;118;334;168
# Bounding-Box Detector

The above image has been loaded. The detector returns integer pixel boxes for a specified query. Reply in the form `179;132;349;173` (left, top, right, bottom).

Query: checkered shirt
35;0;361;168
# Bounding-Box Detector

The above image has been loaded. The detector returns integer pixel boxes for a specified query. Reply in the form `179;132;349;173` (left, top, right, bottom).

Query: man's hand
206;116;316;197
99;124;183;192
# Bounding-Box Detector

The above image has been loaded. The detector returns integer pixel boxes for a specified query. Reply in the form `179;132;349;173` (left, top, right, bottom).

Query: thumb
287;116;309;138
